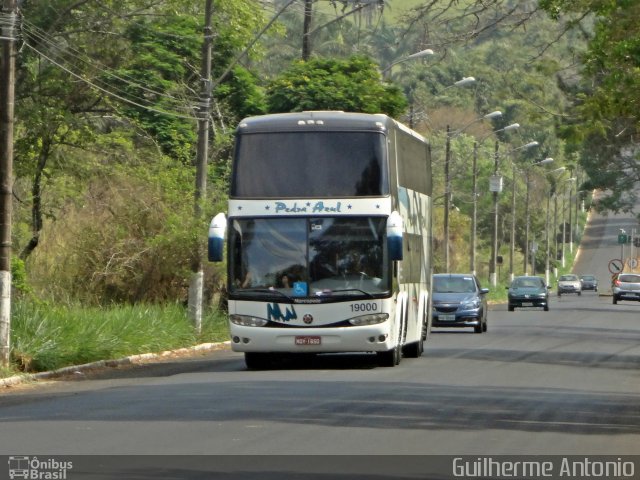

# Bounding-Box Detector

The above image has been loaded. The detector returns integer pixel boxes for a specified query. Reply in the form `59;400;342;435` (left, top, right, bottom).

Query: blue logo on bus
267;303;297;322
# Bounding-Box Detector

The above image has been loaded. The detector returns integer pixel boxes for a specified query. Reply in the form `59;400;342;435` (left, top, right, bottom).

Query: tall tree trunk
302;0;313;60
20;140;50;260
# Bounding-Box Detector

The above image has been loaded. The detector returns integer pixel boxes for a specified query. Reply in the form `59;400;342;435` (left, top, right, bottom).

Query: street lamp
545;167;566;285
443;76;476;90
381;49;435;78
470;123;520;274
444;110;502;271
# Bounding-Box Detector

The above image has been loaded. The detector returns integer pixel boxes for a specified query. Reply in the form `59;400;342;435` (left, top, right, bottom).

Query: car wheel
482;321;488;332
508;304;515;312
578;291;582;296
474;324;482;333
544;304;549;311
613;296;618;305
557;291;561;297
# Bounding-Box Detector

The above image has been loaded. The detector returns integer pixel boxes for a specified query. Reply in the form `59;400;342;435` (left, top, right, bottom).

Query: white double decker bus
209;111;433;369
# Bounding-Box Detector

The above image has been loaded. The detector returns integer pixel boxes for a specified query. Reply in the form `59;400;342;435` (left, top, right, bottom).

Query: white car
557;274;582;296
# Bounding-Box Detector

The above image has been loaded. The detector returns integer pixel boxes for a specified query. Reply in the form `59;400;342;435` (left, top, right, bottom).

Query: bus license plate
295;336;321;346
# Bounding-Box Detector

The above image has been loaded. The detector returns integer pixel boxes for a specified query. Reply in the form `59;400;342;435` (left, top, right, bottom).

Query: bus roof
236;111;395;134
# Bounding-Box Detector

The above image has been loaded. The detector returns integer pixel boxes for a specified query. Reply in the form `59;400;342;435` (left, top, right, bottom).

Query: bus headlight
348;313;389;326
230;314;268;327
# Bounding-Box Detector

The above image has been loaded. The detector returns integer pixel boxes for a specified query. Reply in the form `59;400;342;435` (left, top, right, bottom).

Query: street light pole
506;142;540;280
444;110;501;272
509;162;517;280
545;191;551;285
444;125;451;272
470;141;478;274
523;158;553;274
490;140;500;287
524;169;531;274
568;179;574;253
544;167;565;285
560;177;576;267
471;123;519;276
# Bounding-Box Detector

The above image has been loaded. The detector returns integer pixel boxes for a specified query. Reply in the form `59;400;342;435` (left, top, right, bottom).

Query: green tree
540;0;640;213
266;55;407;117
13;0;267;302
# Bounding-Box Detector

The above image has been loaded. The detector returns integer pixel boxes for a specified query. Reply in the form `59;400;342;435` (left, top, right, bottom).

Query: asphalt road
0;206;639;478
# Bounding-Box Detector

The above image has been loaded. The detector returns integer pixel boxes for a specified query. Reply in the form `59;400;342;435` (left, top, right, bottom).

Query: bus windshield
231;131;388;198
229;217;390;299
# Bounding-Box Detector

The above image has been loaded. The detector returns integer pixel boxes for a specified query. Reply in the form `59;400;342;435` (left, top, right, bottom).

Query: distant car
557;273;582;296
612;273;640;304
432;273;489;333
579;274;598;292
507;276;550;311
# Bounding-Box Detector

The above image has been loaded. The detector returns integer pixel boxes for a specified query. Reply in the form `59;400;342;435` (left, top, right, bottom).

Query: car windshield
433;276;477;293
581;275;595;281
512;278;543;288
560;275;578;281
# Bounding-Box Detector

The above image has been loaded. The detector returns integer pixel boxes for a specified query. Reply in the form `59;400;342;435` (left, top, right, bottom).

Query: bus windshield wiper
323;288;376;298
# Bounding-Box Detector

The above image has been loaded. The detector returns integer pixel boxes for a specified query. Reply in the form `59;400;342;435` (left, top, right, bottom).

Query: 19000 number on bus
350;303;378;312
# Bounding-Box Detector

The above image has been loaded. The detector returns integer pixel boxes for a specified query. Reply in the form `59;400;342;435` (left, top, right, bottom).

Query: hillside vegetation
1;0;636;372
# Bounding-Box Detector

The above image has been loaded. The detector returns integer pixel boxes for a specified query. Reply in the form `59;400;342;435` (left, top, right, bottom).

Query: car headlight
230;314;268;327
461;299;480;310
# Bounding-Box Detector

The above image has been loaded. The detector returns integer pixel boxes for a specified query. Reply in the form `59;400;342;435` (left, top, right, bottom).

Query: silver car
557;274;582;297
612;273;640;304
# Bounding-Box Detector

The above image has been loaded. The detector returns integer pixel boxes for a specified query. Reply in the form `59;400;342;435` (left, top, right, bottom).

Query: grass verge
8;300;229;376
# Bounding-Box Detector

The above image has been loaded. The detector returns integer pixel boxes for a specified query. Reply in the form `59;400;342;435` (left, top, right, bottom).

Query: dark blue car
507;275;550;311
432;273;489;333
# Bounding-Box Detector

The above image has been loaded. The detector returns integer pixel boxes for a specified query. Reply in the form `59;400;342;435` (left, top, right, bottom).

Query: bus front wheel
377;343;401;367
244;352;273;370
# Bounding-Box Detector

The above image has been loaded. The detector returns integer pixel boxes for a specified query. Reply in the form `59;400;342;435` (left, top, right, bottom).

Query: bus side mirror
387;211;403;261
208;212;227;262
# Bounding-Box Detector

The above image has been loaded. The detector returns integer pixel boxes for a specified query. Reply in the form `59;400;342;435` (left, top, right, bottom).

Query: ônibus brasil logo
8;456;73;479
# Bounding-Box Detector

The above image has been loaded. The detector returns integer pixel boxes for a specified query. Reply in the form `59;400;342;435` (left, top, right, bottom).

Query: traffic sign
608;258;623;274
628;258;639;270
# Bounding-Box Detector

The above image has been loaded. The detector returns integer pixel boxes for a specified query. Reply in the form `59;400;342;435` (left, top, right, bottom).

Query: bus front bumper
229;324;394;353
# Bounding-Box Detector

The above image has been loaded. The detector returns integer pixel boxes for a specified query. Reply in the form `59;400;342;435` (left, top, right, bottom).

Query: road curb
1;341;230;389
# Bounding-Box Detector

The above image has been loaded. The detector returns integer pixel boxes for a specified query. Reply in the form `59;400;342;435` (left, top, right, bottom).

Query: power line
20;19;200;116
22;42;198;121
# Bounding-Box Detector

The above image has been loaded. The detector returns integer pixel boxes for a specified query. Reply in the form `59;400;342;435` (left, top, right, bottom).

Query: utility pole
0;0;17;366
189;0;213;334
